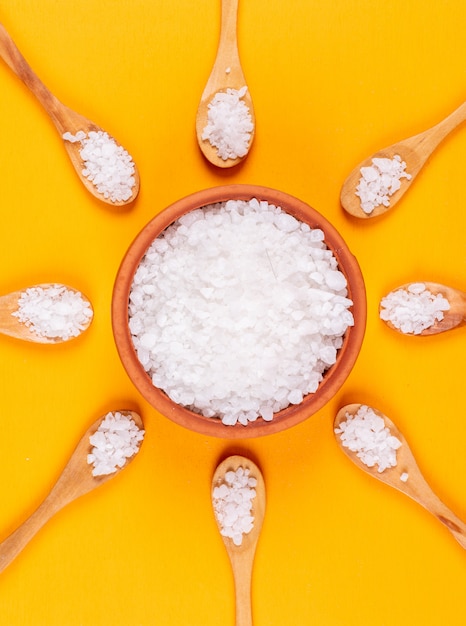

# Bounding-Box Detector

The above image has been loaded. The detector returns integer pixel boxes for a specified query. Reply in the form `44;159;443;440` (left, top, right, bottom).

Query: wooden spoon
0;283;93;344
195;0;255;168
0;410;144;574
335;404;466;549
212;455;266;626
0;22;139;205
380;282;466;336
341;101;466;218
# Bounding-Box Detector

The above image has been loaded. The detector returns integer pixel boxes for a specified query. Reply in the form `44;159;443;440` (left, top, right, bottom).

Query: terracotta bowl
112;185;366;438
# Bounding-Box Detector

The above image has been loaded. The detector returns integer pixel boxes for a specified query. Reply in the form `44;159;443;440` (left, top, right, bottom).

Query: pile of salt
128;199;355;426
355;155;411;214
63;130;136;202
212;466;257;546
12;284;93;341
201;87;253;160
335;405;402;473
380;283;450;335
87;411;145;477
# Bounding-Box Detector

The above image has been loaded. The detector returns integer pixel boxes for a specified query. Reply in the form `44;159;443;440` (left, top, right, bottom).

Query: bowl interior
112;185;366;438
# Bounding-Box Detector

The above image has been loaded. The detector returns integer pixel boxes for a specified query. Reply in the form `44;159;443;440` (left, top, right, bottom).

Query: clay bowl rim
112;184;366;439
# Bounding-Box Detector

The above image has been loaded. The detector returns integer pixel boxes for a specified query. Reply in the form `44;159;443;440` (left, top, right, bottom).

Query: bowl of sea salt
112;185;366;437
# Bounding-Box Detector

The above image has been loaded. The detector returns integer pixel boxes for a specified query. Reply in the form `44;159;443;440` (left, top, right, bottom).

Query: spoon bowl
380;282;466;336
0;283;93;343
212;455;265;626
0;410;143;574
335;404;466;549
341;101;466;218
0;22;139;205
195;0;255;168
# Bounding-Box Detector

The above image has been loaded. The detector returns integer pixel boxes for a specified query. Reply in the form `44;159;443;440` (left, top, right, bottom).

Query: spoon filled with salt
0;22;139;205
340;101;466;218
195;0;255;168
379;281;466;336
0;283;93;344
0;410;144;574
212;455;265;626
334;404;466;549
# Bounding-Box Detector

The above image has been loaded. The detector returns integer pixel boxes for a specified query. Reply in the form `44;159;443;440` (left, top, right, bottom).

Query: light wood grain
0;22;139;205
380;282;466;336
0;283;93;343
212;455;266;626
335;404;466;549
0;411;143;574
195;0;255;168
340;101;466;218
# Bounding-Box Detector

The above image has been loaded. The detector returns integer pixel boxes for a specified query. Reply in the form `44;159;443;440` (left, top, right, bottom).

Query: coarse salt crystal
380;283;450;335
87;411;145;476
400;472;409;482
355;155;411;215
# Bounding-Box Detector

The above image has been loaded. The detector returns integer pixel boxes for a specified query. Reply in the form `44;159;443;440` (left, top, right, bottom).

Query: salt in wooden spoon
0;22;139;205
195;0;255;168
335;404;466;549
212;455;265;626
0;410;143;574
341;101;466;218
0;283;93;344
380;282;466;336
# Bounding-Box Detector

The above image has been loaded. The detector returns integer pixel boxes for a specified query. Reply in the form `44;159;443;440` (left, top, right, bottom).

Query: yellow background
1;1;465;624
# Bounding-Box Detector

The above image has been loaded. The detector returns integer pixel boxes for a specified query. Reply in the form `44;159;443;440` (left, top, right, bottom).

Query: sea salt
212;466;257;546
355;155;411;215
380;282;450;335
87;411;145;477
129;199;355;426
335;405;402;472
201;86;253;160
12;284;93;341
63;130;136;202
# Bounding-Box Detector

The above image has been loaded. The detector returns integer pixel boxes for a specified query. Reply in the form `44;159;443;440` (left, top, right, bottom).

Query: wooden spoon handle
405;101;466;165
407;474;466;549
0;491;66;574
424;496;466;549
203;0;242;96
0;459;86;574
219;0;240;59
231;552;253;626
0;23;66;131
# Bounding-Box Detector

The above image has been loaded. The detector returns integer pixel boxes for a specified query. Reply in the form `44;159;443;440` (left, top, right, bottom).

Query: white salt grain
212;466;257;546
129;199;354;426
201;87;253;160
335;405;402;472
12;284;93;341
355;155;411;215
87;411;145;477
63;130;136;202
380;282;450;335
400;472;409;482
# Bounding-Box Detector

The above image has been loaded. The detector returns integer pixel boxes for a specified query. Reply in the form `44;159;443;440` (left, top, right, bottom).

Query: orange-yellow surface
1;1;465;624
